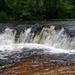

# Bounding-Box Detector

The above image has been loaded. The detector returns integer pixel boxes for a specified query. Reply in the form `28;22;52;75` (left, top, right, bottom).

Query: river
0;21;75;75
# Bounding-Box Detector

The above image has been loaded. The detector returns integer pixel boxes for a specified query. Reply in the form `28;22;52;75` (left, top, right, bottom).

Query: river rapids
0;21;75;73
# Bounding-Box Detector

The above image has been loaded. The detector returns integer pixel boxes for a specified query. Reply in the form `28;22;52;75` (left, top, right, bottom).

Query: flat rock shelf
1;59;75;75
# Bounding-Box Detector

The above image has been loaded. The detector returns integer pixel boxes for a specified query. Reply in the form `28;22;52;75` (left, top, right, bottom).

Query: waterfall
0;24;75;69
0;25;75;51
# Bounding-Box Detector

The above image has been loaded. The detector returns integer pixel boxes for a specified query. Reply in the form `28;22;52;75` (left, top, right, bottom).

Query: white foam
0;27;75;55
0;43;75;54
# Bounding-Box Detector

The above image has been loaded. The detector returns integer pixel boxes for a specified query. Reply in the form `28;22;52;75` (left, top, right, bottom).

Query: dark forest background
0;0;75;21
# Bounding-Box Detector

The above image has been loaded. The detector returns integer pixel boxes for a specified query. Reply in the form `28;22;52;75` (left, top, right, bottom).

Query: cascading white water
0;26;75;54
0;24;75;71
17;26;75;50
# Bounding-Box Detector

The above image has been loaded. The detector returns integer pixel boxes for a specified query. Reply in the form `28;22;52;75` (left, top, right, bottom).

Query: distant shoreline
0;19;75;25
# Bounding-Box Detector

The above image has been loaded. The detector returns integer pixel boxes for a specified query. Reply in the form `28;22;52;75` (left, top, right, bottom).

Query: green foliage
0;0;75;21
0;12;9;21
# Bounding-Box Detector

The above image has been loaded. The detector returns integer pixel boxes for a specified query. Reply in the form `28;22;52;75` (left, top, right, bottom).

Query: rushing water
0;21;75;73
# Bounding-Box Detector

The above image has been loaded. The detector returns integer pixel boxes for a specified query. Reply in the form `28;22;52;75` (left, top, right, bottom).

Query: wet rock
64;25;75;37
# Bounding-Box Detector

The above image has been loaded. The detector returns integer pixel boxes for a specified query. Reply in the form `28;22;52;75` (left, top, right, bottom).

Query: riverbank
1;59;75;75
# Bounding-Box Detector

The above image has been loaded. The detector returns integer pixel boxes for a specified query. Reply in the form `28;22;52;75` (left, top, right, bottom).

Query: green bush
0;0;75;21
0;12;9;21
